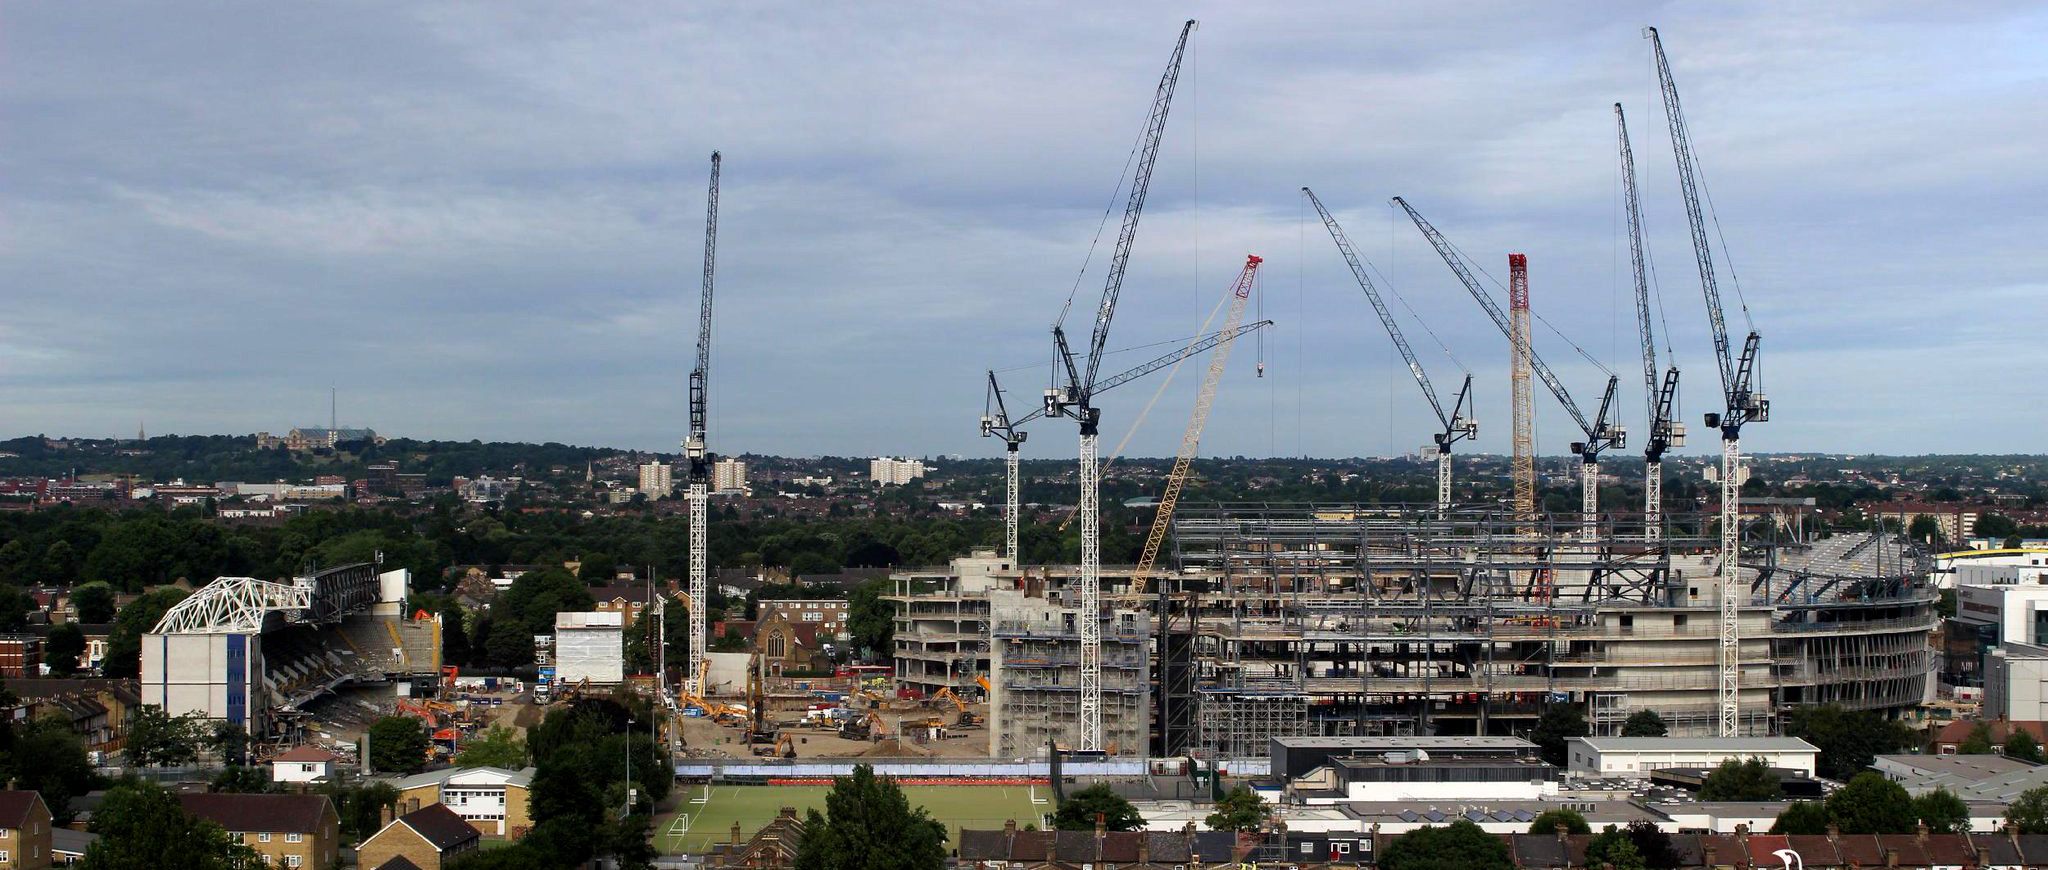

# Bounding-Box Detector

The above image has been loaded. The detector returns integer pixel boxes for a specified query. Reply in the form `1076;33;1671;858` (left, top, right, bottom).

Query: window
259;833;272;843
803;611;823;622
0;850;9;862
287;857;302;868
1335;843;1351;854
1302;843;1315;854
285;833;303;843
302;763;316;773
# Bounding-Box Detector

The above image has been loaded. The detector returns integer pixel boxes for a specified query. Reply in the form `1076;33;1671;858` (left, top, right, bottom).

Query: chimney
1005;819;1017;836
1886;847;1900;868
406;798;420;815
1139;831;1151;865
732;821;743;845
380;803;394;829
1917;819;1930;841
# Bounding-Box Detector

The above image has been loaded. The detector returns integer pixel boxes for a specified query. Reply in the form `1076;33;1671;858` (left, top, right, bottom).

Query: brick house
0;791;54;870
704;806;805;868
753;600;849;676
177;793;339;870
357;802;480;870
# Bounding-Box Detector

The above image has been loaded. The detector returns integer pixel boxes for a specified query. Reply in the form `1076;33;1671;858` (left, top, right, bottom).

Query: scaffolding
1193;688;1310;761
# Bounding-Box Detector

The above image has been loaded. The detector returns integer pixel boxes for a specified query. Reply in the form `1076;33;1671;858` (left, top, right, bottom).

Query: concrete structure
638;462;674;499
1159;508;1935;757
869;457;926;486
1873;753;2039;795
358;802;480;870
179;793;339;870
1270;735;1538;780
391;766;534;838
889;550;1011;696
986;588;1149;758
271;745;342;784
713;458;748;494
1565;736;1820;777
1986;642;2048;721
553;611;624;685
0;791;52;870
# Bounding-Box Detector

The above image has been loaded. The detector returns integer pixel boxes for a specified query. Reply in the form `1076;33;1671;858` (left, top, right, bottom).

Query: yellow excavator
931;687;980;727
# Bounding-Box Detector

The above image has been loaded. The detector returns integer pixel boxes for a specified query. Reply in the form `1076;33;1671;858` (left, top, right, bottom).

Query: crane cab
1668;421;1688;448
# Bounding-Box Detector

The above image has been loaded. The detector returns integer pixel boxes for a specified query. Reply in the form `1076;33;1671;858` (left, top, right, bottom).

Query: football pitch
657;783;1051;854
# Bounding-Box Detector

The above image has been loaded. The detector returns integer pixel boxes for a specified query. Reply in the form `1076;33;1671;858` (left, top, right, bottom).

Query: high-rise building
713;458;748;494
870;457;926;486
637;462;673;499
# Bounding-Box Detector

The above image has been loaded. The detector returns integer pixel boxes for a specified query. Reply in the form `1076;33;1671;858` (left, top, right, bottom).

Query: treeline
0;434;633;488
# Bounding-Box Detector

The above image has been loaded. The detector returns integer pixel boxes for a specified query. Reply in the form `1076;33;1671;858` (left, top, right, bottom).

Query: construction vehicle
683;152;720;695
1304;188;1476;515
1131;254;1263;598
840;710;889;742
1646;26;1768;737
931;687;980;727
1041;18;1195;755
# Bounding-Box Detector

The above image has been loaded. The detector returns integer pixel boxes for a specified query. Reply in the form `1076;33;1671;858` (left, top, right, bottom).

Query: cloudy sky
3;2;2043;459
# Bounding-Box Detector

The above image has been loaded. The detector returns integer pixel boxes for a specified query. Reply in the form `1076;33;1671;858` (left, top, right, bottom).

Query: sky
3;2;2044;460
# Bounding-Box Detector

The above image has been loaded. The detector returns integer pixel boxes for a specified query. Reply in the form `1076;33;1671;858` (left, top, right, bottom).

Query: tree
208;765;274;794
792;764;947;870
457;725;529;769
1586;826;1648;870
847;578;895;657
1958;722;1996;755
1620;710;1668;738
1912;787;1970;834
103;587;190;678
1380;820;1514;870
499;567;594;636
1771;801;1830;835
2006;785;2048;834
486;618;536;668
367;716;430;775
7;714;99;823
84;780;261;869
1699;757;1783;802
1205;784;1270;833
0;586;37;631
126;706;201;768
1531;704;1587;767
2007;730;2046;764
1528;808;1591;835
71;581;118;623
318;781;398;844
1979;513;2021;541
1783;704;1917;781
1826;772;1914;834
1909;514;1944;545
1052;784;1144;832
45;622;86;676
1620;821;1681;869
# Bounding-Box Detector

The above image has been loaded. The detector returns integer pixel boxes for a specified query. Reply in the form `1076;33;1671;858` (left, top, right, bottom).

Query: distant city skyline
3;4;2042;457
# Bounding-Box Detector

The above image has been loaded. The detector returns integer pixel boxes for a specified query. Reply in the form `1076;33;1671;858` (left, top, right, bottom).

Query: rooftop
1574;736;1819;753
1275;735;1536;750
178;793;332;834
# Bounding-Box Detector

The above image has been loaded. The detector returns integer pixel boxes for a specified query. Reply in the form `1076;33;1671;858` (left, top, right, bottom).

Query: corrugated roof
1576;736;1819;752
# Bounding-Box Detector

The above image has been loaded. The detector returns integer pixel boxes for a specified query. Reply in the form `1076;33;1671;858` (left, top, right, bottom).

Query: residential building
868;457;925;486
357;802;480;870
553;612;624;685
270;746;342;784
258;427;382;452
0;791;53;870
48;829;92;866
713;458;747;493
0;638;41;679
1565;736;1821;778
5;679;140;752
178;793;339;870
957;822;1199;870
638;463;673;499
1869;502;1979;543
390;767;534;838
703;806;804;869
588;584;675;626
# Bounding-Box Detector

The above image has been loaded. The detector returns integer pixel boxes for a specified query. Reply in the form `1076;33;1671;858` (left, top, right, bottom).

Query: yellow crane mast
1132;254;1263;593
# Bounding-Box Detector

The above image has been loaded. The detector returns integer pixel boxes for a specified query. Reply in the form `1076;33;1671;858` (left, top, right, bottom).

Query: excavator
930;687;980;727
839;710;889;742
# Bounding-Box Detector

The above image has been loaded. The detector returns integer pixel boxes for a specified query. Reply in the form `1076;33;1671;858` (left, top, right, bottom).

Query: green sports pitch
658;783;1051;854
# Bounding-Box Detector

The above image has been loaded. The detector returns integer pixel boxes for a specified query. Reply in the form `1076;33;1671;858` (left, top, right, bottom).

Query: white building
638;463;673;499
1564;736;1819;777
1987;642;2048;721
1955;582;2048;646
554;611;624;685
389;766;535;837
870;457;926;486
713;458;748;494
270;745;342;784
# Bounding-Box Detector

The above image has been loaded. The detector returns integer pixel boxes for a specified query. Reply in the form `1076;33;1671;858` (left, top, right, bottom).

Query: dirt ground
676;699;993;760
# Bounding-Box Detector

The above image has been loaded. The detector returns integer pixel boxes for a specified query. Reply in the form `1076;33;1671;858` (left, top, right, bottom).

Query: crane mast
1647;27;1768;737
1616;103;1685;542
1509;255;1538;529
980;373;1029;563
1133;255;1262;591
1392;198;1625;539
684;151;720;696
1043;19;1194;753
1302;188;1475;514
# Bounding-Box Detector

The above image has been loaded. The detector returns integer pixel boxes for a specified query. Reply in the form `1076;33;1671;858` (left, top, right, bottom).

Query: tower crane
1131;254;1263;593
982;321;1271;565
1392;197;1626;541
1043;19;1194;753
1646;27;1768;737
683;151;720;696
1615;103;1685;543
1303;188;1476;515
